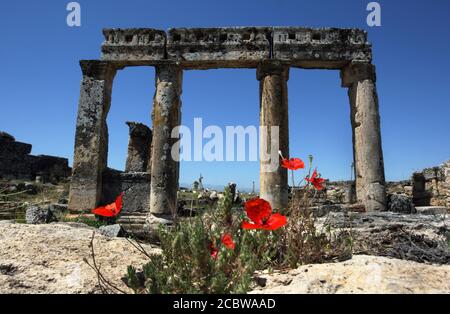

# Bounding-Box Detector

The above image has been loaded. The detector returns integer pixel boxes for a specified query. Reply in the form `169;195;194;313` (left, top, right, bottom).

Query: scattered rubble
318;211;450;264
25;205;56;225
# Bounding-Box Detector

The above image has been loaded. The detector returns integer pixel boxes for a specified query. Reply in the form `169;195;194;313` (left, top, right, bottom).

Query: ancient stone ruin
68;27;387;225
388;160;450;210
0;132;70;183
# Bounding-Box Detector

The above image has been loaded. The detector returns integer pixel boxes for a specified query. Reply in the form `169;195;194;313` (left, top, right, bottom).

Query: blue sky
1;0;449;190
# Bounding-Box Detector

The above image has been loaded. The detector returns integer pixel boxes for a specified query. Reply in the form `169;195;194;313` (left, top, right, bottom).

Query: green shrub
127;166;353;294
127;187;264;294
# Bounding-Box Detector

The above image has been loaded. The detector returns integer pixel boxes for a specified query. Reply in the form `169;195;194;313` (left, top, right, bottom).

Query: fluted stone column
257;61;290;210
68;60;116;211
149;64;183;218
125;122;152;173
341;62;387;211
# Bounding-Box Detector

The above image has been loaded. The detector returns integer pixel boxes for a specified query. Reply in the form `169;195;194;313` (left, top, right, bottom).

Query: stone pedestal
149;64;183;217
257;61;290;210
341;62;386;211
125;122;152;173
68;61;116;211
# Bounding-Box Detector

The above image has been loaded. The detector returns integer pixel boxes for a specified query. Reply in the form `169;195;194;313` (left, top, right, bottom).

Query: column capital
257;60;290;81
80;60;117;80
155;62;183;82
341;61;376;87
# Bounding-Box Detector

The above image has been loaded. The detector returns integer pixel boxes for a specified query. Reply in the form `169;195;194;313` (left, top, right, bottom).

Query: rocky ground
0;221;159;294
0;210;449;294
252;255;450;294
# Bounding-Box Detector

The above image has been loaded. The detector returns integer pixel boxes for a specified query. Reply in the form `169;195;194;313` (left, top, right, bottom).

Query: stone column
341;62;387;211
149;64;183;218
68;60;116;211
125;122;152;173
257;61;290;210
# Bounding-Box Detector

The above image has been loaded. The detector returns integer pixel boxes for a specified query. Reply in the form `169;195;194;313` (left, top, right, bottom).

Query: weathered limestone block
0;134;70;181
258;61;289;210
0;140;32;157
101;28;166;62
32;155;70;182
274;27;372;69
69;61;116;212
342;62;386;211
125;122;152;173
121;172;151;213
100;168;123;205
149;64;182;217
101;170;150;214
408;161;450;208
167;27;271;68
0;139;33;180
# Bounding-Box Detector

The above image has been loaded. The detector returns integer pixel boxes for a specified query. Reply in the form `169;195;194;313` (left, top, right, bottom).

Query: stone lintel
341;61;376;87
99;27;372;69
257;60;290;81
102;28;166;61
167;27;271;65
273;27;372;65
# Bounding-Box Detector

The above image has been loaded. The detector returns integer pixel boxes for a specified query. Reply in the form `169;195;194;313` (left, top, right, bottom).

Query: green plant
127;155;354;294
127;187;261;294
277;155;353;267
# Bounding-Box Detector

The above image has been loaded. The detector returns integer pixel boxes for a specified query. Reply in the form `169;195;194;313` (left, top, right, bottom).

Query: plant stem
291;170;296;191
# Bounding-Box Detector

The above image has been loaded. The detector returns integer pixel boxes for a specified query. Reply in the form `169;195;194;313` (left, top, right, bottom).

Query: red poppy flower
306;170;326;191
209;243;218;259
221;233;236;250
92;193;124;217
242;198;287;231
281;158;305;171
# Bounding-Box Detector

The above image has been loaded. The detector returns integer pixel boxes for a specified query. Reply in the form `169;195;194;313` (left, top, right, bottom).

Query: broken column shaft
149;64;183;217
125;122;152;173
258;61;290;210
69;61;116;211
341;62;387;211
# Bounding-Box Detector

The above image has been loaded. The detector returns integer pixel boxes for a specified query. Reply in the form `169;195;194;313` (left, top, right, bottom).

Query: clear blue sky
1;0;449;190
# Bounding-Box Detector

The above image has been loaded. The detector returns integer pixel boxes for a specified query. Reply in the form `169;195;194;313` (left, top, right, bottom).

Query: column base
143;214;174;243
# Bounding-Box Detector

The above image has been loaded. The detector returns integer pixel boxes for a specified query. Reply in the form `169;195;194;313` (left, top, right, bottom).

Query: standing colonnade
68;27;387;223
